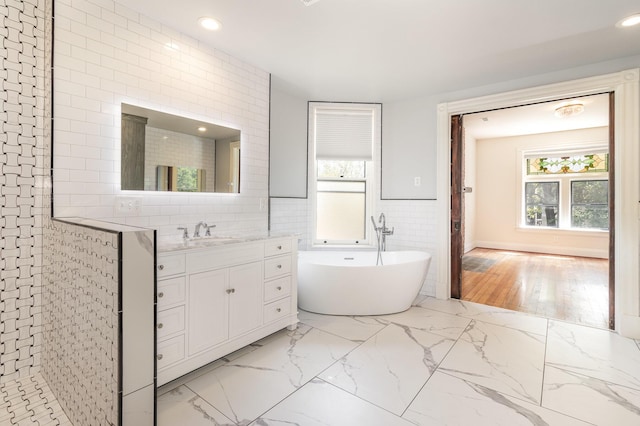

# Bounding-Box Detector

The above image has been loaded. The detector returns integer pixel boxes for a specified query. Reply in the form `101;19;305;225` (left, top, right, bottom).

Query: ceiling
118;0;640;102
463;93;610;140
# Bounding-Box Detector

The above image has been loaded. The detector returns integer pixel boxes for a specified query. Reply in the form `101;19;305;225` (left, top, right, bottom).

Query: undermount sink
187;236;240;245
157;236;244;253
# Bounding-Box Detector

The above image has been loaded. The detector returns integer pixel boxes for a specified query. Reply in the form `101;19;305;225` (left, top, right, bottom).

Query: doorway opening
451;93;614;329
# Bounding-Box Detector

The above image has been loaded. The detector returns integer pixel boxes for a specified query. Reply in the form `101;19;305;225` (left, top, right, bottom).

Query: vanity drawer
157;335;185;369
263;298;291;324
157;254;186;278
264;276;291;303
157;305;185;339
188;243;263;273
157;276;185;308
265;239;292;257
264;255;292;280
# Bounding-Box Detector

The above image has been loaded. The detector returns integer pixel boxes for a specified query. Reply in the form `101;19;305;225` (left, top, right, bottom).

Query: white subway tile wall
53;0;271;240
380;199;439;296
270;198;439;296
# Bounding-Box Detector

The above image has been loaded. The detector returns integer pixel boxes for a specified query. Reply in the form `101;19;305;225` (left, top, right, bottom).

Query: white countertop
157;232;298;253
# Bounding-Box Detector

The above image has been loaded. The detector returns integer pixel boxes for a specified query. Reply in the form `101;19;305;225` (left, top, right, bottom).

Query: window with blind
309;103;380;245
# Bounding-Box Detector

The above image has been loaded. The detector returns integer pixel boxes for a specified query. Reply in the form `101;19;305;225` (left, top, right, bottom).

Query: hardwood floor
461;248;609;329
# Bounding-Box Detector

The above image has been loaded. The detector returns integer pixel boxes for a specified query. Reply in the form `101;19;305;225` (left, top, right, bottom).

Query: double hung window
309;103;380;245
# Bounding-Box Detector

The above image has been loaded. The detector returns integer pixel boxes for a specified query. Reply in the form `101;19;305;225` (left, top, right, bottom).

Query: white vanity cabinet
155;236;298;386
188;261;263;355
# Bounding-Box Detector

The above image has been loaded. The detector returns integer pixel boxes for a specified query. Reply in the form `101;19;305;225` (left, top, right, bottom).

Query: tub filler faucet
371;213;394;265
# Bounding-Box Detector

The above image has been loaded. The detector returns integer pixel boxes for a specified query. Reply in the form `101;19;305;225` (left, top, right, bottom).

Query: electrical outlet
414;177;421;187
115;196;142;215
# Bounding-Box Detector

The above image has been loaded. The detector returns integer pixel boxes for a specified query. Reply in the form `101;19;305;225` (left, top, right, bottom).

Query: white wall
53;0;270;242
463;132;477;253
381;98;437;199
474;127;609;258
269;88;308;198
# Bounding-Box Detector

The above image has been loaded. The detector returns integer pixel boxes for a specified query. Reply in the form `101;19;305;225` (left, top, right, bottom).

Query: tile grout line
244;321;393;424
398;315;472;419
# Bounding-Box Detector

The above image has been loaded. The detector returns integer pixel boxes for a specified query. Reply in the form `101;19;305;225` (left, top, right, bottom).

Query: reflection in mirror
156;166;206;192
121;103;241;193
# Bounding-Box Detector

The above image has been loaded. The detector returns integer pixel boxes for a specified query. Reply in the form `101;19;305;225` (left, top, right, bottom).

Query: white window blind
314;108;373;160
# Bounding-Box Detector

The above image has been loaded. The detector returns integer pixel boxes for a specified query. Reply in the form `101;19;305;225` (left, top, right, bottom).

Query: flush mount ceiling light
300;0;322;6
198;16;222;31
554;103;585;118
198;126;207;132
616;13;640;28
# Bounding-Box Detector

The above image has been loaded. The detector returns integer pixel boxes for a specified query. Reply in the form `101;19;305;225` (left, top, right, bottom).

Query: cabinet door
188;269;228;355
228;262;263;338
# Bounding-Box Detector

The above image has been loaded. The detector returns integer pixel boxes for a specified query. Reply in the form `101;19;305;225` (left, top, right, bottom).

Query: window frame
520;147;609;231
570;179;609;230
308;102;381;247
524;180;560;228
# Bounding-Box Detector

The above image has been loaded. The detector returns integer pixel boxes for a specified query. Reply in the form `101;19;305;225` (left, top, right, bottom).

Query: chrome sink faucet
177;226;189;239
194;221;207;238
194;221;216;237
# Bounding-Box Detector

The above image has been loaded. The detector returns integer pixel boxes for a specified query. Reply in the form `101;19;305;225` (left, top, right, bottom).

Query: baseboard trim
474;240;608;259
619;314;640;339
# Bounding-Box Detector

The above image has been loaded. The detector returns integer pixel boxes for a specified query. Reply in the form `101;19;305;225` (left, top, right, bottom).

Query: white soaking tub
298;250;431;315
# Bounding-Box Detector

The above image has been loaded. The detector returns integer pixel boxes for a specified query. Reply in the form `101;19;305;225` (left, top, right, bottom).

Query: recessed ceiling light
616;13;640;28
198;126;207;132
198;17;222;31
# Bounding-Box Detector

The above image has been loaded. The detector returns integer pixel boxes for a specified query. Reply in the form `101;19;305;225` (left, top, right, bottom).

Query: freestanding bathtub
298;250;431;315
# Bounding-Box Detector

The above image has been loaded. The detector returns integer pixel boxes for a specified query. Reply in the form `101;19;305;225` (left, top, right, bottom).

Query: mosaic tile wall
42;220;120;426
0;0;47;384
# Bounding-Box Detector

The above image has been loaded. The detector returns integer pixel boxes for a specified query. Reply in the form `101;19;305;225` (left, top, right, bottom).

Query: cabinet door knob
277;245;282;250
158;265;164;271
158;292;164;298
157;354;163;360
276;308;282;313
157;323;163;329
226;288;236;294
277;264;282;269
277;286;282;291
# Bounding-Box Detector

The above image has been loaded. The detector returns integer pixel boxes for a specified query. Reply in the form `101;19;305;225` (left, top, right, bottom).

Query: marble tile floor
157;296;640;426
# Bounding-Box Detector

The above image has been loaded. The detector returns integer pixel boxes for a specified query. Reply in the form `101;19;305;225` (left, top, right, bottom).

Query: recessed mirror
121;103;241;193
